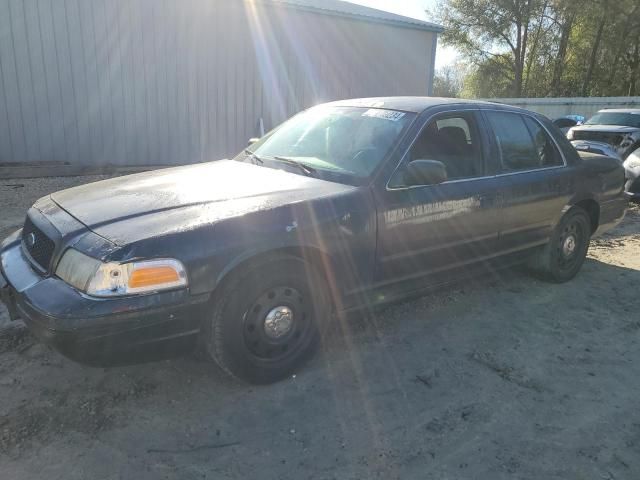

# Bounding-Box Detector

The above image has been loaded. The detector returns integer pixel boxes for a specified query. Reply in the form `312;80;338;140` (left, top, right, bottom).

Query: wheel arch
572;198;600;234
213;245;340;302
562;195;600;234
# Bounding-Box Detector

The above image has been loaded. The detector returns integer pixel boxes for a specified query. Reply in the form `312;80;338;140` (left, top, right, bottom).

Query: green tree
460;55;514;97
433;65;465;97
438;0;549;96
436;0;640;98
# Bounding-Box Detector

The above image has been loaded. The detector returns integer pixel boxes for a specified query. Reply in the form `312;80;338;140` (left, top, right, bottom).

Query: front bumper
1;233;208;366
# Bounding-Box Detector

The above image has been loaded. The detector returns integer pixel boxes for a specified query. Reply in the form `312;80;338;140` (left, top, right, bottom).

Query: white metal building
0;0;442;166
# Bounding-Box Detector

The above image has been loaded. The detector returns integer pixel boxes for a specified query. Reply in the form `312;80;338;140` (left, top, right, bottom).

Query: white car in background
566;109;640;201
567;109;640;161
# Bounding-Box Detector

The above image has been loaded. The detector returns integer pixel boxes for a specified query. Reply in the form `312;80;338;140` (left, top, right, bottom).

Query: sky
347;0;459;70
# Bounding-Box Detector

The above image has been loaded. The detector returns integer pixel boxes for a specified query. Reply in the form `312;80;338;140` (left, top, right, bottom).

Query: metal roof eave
258;0;445;34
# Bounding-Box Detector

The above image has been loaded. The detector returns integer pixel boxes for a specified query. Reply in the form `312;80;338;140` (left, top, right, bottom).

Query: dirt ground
1;176;639;480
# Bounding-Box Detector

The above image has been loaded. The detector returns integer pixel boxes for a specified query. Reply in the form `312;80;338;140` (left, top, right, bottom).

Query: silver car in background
553;115;585;135
566;109;640;201
567;109;640;160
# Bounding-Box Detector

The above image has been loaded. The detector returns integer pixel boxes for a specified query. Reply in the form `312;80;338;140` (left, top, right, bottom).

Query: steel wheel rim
556;218;585;272
242;286;311;361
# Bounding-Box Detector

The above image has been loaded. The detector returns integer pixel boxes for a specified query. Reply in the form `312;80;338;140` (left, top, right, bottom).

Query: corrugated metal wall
0;0;436;165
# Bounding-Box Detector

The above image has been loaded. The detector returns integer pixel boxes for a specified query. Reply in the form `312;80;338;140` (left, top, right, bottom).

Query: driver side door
373;110;504;289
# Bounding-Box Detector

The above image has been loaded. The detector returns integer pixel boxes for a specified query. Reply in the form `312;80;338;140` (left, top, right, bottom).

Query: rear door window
486;111;539;171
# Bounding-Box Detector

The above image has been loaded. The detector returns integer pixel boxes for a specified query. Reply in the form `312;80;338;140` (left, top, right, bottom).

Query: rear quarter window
486;111;564;171
523;116;563;167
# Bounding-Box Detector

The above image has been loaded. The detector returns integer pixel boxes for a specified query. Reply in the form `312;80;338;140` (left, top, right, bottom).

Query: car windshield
240;106;414;182
585;112;640;128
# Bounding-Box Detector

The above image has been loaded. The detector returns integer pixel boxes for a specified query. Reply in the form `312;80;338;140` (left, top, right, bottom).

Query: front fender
213;242;335;292
189;188;378;300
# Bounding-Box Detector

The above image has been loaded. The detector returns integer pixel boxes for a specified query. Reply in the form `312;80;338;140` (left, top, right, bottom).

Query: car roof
597;108;640;113
323;97;522;114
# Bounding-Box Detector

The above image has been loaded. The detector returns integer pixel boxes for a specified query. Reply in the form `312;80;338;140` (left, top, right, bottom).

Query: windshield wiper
244;149;264;165
272;156;317;177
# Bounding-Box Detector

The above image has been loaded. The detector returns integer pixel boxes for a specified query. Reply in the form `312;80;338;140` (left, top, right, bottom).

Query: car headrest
439;126;467;146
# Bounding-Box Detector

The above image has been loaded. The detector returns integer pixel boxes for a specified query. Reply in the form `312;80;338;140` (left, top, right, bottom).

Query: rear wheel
202;255;329;384
529;207;591;283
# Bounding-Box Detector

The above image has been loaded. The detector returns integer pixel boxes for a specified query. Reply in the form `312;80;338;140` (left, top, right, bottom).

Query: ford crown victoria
0;98;628;383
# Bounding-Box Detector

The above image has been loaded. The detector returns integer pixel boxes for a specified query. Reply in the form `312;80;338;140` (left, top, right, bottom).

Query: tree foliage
433;64;466;97
436;0;640;97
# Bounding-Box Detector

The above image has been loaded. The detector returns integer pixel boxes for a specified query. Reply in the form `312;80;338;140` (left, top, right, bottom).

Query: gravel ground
1;176;639;480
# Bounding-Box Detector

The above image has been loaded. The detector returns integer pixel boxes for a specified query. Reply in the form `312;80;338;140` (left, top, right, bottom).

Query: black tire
202;255;330;384
529;207;591;283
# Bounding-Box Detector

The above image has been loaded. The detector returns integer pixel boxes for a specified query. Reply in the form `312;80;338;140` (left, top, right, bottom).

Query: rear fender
556;193;593;217
558;195;600;234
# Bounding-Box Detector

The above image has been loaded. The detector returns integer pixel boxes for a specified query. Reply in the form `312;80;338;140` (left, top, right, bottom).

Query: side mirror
405;159;448;186
248;138;260;146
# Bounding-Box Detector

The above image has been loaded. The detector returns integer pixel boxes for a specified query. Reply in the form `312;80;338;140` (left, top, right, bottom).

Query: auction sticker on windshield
362;109;406;122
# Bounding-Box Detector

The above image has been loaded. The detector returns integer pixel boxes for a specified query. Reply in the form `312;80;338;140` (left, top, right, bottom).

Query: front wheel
202;255;330;384
529;207;591;283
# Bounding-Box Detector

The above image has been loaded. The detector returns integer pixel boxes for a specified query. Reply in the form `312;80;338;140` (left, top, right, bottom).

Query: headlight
566;128;574;140
55;249;188;297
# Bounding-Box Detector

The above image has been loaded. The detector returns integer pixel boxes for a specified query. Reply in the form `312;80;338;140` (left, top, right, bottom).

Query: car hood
570;125;640;159
571;140;621;160
572;124;640;134
50;160;355;245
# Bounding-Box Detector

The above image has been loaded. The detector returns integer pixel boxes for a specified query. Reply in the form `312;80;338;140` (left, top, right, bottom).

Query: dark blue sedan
0;98;628;383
